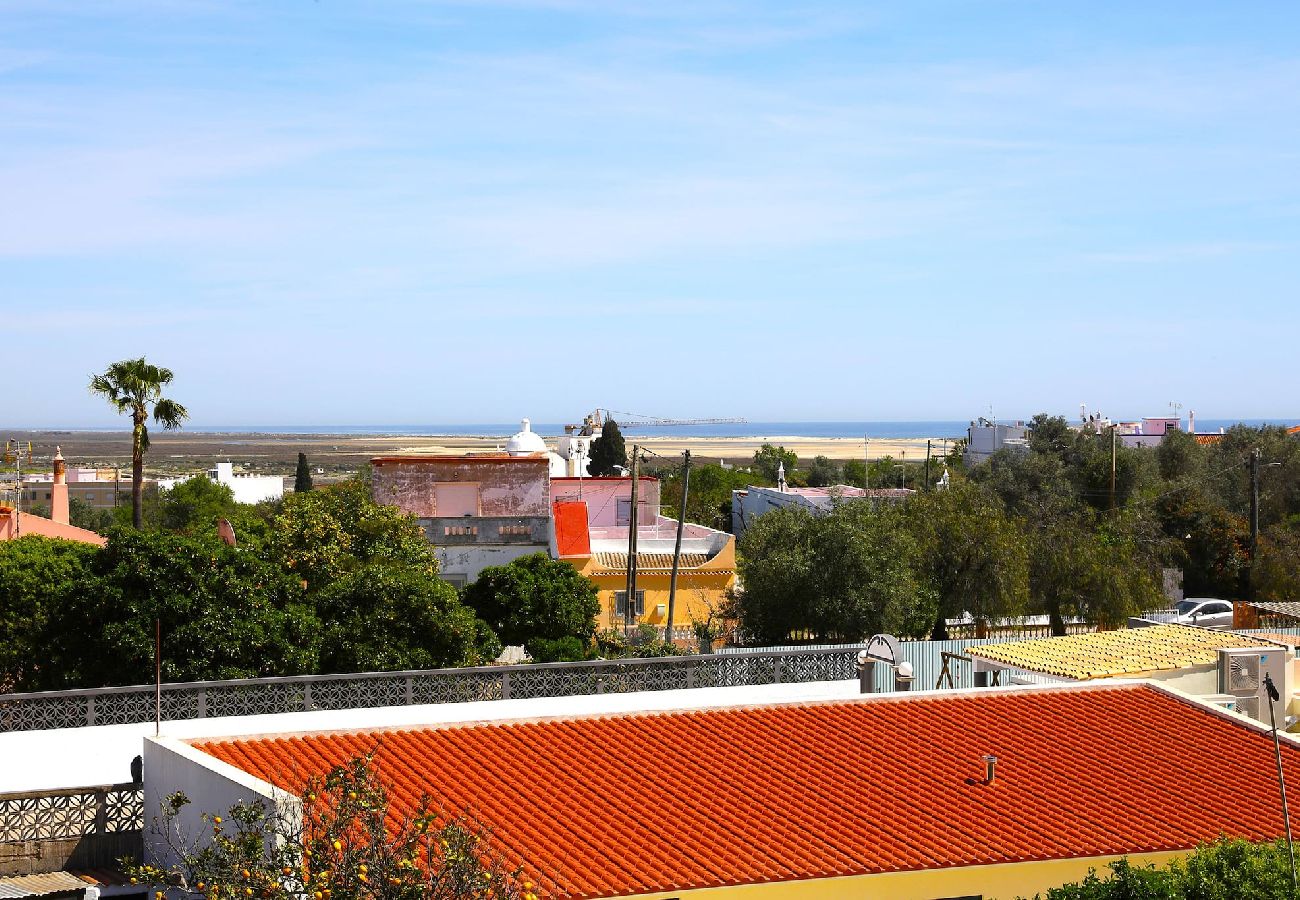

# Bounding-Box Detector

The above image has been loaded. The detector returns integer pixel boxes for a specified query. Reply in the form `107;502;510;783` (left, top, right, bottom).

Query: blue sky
3;1;1298;426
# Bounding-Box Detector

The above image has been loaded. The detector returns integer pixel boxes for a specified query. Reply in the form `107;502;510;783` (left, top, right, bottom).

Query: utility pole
1109;425;1117;510
863;436;870;490
924;440;932;492
624;445;641;630
666;449;692;644
1249;447;1261;603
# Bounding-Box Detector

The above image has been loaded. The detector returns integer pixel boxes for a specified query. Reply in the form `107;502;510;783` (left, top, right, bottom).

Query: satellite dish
863;633;903;666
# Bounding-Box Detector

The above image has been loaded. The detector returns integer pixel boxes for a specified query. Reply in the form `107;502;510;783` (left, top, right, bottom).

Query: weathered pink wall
549;477;660;526
0;508;107;546
371;456;551;517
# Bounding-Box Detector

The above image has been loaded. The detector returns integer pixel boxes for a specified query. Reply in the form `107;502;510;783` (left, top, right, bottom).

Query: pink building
1;449;106;547
370;454;553;586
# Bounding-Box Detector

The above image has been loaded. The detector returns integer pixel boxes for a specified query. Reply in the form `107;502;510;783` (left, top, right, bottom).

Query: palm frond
153;398;189;430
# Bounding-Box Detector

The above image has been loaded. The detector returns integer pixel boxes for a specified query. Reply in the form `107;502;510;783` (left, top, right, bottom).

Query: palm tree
89;358;189;528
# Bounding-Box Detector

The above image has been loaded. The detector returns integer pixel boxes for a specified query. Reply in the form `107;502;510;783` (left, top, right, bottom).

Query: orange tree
126;756;539;900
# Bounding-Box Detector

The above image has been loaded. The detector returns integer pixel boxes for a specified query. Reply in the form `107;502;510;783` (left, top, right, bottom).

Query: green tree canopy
841;458;866;487
1027;413;1074;458
906;481;1029;639
587;418;627;477
462;553;600;650
806;455;841;487
39;530;318;690
158;475;238;534
752;443;797;482
0;536;102;691
656;461;765;533
88;357;189;528
736;501;929;643
272;479;438;591
315;563;500;672
1027;517;1164;634
294;451;314;493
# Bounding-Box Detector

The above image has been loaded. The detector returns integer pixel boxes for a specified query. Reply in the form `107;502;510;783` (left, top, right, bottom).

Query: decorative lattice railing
0;648;858;733
0;783;142;842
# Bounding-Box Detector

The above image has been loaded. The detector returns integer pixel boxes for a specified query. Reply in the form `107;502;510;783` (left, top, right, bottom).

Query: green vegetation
43;530;318;690
587;418;627;476
294;451;313;492
315;563;500;672
0;477;501;691
1024;837;1298;899
751;443;798;482
0;536;101;691
128;755;535;900
463;553;600;661
656;461;766;533
737;502;927;643
88;357;189;528
735;417;1300;643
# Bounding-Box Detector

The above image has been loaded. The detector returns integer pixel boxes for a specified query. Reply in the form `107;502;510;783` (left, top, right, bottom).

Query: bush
463;554;599;647
315;563;501;672
525;635;588;663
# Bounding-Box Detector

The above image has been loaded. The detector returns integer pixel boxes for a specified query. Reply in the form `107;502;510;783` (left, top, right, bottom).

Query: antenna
154;618;162;737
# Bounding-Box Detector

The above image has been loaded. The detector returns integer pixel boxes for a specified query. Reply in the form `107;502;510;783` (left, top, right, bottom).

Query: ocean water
52;418;1297;439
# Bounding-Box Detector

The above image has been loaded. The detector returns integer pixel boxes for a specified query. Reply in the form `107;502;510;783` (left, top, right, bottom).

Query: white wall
142;737;290;872
436;544;549;585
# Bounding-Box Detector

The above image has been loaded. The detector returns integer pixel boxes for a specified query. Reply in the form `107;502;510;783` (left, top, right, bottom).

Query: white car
1171;598;1234;628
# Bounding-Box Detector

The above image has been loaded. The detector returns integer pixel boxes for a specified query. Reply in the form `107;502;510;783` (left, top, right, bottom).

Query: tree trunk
1049;603;1067;637
930;610;949;642
132;411;145;529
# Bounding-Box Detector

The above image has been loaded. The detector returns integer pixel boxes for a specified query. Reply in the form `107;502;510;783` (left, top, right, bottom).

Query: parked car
1171;598;1234;628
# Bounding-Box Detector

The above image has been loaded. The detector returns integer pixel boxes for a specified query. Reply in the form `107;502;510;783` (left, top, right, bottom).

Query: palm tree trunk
132;411;145;529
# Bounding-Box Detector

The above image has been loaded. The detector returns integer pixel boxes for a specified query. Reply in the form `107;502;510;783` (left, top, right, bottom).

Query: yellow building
570;543;736;638
551;476;735;640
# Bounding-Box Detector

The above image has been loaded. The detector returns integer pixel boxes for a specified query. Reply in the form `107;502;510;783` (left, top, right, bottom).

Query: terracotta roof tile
196;684;1300;899
967;624;1280;680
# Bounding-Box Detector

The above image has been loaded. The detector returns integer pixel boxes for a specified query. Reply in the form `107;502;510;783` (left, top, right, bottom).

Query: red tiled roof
552;500;590;557
195;684;1300;899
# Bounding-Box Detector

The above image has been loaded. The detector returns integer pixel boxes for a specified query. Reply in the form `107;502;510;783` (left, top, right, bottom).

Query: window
435;482;480;517
614;590;646;617
615;499;651;526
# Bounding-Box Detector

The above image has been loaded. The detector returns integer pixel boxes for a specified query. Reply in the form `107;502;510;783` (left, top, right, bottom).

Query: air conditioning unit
1218;648;1289;725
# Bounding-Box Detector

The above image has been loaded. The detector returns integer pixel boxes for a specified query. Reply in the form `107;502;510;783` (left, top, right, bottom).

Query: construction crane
586;409;746;429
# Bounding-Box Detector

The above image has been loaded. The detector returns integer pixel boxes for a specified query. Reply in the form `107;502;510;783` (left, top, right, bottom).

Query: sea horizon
7;418;1297;441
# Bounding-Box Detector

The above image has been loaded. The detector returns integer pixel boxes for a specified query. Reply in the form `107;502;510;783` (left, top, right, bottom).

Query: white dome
505;418;548;455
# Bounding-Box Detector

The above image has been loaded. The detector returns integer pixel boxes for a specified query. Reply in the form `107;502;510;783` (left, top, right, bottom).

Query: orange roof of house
1289;424;1300;435
195;684;1300;899
552;500;590;557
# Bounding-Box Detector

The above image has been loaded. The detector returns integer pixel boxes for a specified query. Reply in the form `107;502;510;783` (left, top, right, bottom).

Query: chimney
982;754;998;784
1189;410;1196;434
51;446;70;525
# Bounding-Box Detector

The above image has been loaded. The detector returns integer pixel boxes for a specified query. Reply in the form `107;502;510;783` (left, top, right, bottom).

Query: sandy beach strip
4;429;959;474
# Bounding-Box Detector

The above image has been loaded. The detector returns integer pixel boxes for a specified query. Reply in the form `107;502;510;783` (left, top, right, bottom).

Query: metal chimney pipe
983;754;998;784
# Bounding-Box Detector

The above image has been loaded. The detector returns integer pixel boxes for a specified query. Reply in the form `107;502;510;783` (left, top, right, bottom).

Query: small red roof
195;684;1300;899
552;500;590;557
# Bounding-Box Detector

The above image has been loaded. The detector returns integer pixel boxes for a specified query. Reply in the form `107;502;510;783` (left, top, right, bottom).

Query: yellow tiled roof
593;551;710;571
967;624;1283;680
